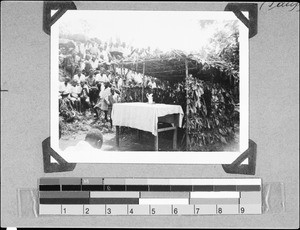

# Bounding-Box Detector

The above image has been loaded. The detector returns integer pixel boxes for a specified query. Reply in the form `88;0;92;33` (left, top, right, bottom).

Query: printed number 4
129;208;134;214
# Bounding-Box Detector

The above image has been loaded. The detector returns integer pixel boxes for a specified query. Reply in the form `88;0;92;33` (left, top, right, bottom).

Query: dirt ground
59;110;239;152
59;111;180;151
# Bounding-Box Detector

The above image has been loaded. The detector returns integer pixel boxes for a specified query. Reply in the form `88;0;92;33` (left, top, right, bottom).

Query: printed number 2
85;208;89;214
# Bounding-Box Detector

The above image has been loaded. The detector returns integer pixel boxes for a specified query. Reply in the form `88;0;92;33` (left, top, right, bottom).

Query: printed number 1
63;208;67;214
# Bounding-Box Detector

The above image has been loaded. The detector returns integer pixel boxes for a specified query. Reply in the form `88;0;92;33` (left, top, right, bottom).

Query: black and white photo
51;10;249;163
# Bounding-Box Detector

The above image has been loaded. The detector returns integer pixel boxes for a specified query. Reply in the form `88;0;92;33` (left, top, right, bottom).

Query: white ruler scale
38;178;262;215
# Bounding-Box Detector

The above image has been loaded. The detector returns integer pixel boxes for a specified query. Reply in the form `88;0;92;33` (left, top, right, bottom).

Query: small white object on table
111;102;184;151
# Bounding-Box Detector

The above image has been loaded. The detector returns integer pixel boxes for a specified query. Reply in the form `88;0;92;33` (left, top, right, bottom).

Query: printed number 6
173;208;178;214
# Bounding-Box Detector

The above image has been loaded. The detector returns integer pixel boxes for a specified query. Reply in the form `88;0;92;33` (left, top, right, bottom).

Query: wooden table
111;102;184;151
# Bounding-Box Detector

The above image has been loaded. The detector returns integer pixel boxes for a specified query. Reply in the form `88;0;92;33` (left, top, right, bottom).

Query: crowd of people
58;36;161;126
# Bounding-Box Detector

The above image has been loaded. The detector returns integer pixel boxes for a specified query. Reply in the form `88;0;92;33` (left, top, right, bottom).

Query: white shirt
90;59;99;69
79;62;85;71
95;74;109;83
100;50;110;62
70;85;82;96
148;81;157;88
100;87;111;100
117;78;123;89
73;74;86;83
59;82;72;94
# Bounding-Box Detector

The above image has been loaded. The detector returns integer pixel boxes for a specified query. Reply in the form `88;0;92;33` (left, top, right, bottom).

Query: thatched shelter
120;50;229;82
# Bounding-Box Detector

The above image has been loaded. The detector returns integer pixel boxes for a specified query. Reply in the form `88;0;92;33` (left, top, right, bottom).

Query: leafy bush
185;75;239;151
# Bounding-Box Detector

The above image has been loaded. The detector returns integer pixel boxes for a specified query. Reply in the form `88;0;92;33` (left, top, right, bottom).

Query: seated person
73;69;86;83
69;79;81;112
62;129;103;160
59;76;72;105
90;56;99;70
59;76;72;96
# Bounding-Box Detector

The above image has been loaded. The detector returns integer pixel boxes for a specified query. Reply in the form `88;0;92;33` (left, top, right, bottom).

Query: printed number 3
107;208;112;214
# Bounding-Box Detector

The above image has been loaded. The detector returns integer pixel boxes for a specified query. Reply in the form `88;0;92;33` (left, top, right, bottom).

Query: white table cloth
112;102;184;136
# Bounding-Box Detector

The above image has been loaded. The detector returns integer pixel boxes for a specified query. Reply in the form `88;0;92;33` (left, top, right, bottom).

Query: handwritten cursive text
260;2;299;12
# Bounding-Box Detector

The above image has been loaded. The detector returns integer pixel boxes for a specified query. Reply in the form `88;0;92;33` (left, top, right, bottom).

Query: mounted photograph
50;10;249;163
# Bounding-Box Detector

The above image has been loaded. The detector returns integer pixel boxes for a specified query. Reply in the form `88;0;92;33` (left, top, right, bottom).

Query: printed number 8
218;207;222;214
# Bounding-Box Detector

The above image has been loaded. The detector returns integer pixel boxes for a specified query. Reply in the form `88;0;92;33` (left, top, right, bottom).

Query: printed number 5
151;208;156;214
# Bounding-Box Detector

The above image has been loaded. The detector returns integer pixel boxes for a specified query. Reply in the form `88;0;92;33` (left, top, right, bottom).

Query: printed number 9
241;207;245;214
